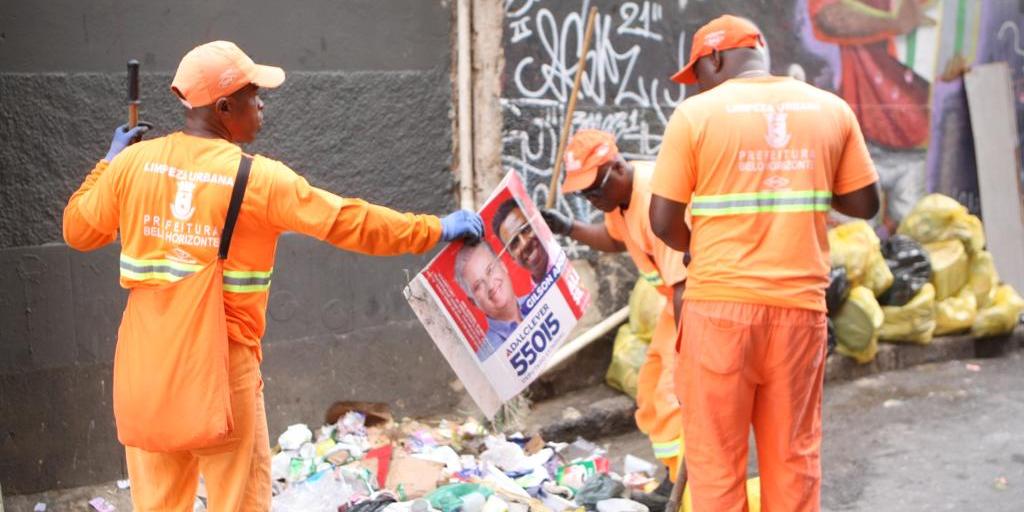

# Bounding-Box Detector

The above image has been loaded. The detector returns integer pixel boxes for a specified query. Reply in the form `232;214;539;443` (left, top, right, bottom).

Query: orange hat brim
670;61;698;85
561;167;599;194
252;64;286;89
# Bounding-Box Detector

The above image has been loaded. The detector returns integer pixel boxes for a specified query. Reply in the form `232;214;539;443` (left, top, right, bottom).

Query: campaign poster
405;171;590;417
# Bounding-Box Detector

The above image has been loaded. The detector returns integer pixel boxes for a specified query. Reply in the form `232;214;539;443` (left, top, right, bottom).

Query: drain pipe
456;0;475;210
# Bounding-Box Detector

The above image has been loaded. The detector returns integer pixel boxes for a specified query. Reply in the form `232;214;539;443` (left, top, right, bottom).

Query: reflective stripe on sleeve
652;437;683;459
223;269;273;293
640;270;665;287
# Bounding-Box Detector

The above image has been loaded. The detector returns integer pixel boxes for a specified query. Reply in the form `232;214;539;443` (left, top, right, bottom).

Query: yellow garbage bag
925;240;969;301
629;277;667;341
935;287;978;336
897;194;985;253
682;477;761;512
879;283;936;344
834;286;883;364
972;285;1024;337
605;324;648;399
608;278;669;397
967;251;999;308
828;220;893;296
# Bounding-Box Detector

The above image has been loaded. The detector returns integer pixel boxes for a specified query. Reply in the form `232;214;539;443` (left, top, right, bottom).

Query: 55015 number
509;312;561;377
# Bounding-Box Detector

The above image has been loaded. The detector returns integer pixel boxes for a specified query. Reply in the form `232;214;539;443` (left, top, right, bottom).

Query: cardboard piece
524;435;546;455
965;62;1024;293
363;444;394;488
385;456;446;499
324;401;393;427
327;449;352;466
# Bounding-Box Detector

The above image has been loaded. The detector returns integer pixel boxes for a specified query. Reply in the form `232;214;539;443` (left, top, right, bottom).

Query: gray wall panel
0;0;456;494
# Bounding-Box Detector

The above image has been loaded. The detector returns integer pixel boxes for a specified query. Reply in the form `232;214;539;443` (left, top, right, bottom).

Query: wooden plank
964;62;1024;292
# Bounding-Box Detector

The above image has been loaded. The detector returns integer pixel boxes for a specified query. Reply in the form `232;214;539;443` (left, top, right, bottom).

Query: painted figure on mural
807;0;936;233
809;0;934;148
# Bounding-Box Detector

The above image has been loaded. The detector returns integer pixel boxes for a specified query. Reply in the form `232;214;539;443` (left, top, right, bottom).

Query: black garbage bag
826;266;851;316
577;474;625;510
879;235;932;307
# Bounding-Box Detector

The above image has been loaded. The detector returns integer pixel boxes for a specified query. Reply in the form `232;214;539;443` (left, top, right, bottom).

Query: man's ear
712;49;724;73
615;157;631;176
215;97;231;114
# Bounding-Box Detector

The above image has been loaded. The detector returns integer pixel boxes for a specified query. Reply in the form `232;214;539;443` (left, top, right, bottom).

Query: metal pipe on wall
541;305;630;377
457;0;475;210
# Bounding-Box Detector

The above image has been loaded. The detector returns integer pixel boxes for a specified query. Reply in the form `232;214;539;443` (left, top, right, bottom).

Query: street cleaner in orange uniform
62;41;483;512
539;130;687;496
649;16;880;511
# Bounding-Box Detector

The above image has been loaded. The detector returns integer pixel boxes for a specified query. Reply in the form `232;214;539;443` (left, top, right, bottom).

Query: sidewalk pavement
524;326;1023;444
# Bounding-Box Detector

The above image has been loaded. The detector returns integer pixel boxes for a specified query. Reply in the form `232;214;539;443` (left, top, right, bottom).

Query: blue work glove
440;210;484;244
104;122;153;162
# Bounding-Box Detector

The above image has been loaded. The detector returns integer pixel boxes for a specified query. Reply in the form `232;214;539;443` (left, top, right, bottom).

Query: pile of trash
270;403;677;512
828;194;1024;363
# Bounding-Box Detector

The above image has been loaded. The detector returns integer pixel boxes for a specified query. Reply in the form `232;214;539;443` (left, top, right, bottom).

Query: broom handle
546;6;598;209
127;59;140;128
665;456;688;512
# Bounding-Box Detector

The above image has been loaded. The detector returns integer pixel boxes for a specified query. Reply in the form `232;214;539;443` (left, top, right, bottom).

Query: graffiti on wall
502;0;688;255
502;0;1024;254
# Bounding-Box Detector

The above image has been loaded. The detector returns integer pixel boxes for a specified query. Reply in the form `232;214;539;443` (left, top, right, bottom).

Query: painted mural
502;0;1024;254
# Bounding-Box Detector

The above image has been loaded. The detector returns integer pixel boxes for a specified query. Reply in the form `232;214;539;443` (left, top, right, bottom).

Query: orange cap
171;41;285;108
670;15;764;85
561;130;619;194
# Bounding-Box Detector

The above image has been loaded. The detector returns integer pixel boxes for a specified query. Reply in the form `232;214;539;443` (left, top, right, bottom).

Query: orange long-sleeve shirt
64;132;442;358
603;161;688;300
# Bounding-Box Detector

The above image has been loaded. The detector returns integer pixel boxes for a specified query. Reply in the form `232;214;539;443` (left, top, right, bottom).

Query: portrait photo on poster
409;171;590;405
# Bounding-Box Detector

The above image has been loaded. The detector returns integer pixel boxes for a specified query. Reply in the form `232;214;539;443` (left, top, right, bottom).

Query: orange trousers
676;300;826;512
634;304;684;481
125;342;271;511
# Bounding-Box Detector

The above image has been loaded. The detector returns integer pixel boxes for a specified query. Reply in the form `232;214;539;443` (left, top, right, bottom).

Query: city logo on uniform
171;180;197;221
168;247;198;265
764;107;791;149
763;176;791;190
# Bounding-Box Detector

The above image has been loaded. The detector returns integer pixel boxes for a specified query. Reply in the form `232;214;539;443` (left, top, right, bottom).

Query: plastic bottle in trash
271;472;353;512
596;498;648;512
411;499;431;512
461;492;486;512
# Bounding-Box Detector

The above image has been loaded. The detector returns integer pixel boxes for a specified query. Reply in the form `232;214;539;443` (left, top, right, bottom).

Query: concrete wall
0;0;461;494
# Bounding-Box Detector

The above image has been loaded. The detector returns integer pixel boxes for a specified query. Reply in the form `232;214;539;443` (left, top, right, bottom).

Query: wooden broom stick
546;6;599;208
666;456;688;512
